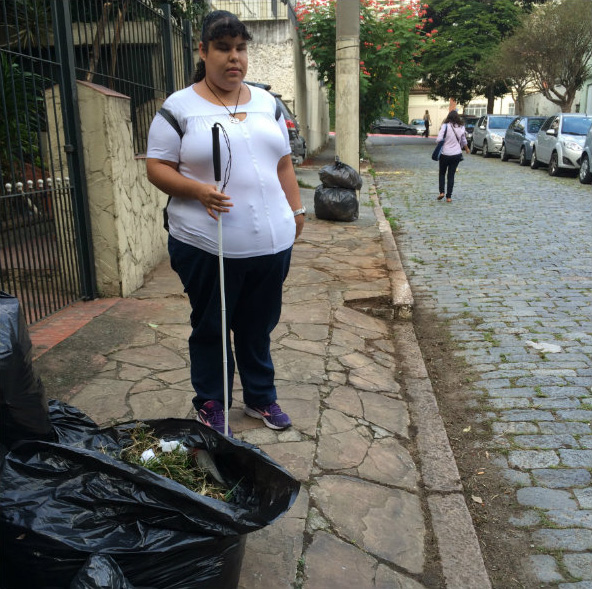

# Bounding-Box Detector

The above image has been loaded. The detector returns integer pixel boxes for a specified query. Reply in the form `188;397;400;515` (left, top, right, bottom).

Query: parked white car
579;124;592;184
531;113;592;176
470;114;515;157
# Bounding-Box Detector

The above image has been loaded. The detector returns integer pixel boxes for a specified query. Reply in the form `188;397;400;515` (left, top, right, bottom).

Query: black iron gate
0;0;192;324
1;0;95;324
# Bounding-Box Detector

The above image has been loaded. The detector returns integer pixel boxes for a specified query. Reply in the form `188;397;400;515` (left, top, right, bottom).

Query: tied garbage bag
0;292;54;448
314;186;359;222
318;157;363;191
0;401;300;589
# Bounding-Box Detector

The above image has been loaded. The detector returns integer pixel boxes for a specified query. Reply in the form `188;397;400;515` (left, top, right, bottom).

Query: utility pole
335;0;360;173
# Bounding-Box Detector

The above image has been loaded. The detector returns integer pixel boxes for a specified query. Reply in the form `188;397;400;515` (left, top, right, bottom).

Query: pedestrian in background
436;110;470;202
146;10;305;436
423;109;432;137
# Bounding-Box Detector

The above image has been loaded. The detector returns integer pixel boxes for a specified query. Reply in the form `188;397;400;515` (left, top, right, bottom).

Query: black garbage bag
319;157;363;191
70;555;136;589
0;292;54;448
314;186;359;222
0;401;300;589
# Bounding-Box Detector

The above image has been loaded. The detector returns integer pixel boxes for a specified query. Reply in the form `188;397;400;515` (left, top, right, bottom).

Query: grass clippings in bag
120;425;235;501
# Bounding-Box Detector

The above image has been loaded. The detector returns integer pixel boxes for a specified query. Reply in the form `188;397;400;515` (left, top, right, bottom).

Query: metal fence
1;0;192;324
70;0;193;155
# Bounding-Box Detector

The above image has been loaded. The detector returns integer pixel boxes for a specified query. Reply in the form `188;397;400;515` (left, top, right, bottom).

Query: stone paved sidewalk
30;143;490;588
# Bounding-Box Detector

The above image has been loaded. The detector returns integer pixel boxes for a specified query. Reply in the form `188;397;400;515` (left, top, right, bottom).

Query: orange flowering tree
294;0;435;134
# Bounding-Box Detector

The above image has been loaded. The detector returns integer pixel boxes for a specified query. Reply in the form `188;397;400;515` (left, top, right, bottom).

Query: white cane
212;125;230;436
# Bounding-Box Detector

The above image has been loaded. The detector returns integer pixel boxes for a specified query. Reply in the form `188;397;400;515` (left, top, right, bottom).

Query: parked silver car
470;114;515;157
531;113;592;176
579;124;592;184
500;116;546;165
410;118;427;136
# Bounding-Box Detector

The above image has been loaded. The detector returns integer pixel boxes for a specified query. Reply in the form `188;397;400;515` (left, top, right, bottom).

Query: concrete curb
367;174;492;588
367;180;414;319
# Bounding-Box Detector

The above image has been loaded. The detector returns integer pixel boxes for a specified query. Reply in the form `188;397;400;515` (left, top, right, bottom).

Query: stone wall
77;81;168;297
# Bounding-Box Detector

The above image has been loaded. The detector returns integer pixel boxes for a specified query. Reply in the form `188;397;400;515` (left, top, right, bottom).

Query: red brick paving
29;298;121;360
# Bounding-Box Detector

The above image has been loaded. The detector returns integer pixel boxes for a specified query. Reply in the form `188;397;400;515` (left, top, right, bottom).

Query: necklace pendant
229;115;240;124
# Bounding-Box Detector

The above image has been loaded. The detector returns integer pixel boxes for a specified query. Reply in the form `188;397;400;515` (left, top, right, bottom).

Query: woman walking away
146;11;305;436
436;110;470;202
423;109;431;137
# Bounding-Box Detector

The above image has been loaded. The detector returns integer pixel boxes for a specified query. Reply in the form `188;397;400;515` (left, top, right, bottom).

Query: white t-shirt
147;84;294;258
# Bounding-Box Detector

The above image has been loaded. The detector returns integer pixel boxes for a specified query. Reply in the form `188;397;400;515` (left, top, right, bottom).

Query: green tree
503;0;592;112
158;0;210;31
516;0;549;12
477;33;535;114
0;53;45;183
421;0;521;111
294;0;434;136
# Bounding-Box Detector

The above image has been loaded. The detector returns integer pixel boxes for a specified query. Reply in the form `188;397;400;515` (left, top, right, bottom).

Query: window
527;118;546;134
465;104;487;117
562;116;592;135
512;118;524;134
488;116;515;130
540;116;554;131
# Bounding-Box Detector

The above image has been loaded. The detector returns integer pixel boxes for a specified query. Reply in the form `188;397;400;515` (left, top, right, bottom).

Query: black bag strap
156;107;183;230
158;107;184;139
275;102;281;121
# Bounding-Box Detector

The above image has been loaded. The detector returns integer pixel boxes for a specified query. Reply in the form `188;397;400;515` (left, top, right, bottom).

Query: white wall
410;91;525;135
408;93;449;136
522;80;592;116
242;20;330;156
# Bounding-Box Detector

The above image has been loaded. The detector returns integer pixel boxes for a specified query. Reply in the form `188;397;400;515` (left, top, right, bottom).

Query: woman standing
423;109;431;137
436;110;470;202
146;11;305;436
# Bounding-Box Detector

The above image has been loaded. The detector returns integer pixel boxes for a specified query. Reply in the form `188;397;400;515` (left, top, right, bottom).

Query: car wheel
530;148;540;169
482;141;490;158
470;140;477;155
519;147;528;167
548;152;560;176
579;154;592;184
500;143;509;161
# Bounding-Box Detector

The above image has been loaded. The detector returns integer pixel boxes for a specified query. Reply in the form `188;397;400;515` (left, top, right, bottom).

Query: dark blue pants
439;153;463;198
168;235;292;410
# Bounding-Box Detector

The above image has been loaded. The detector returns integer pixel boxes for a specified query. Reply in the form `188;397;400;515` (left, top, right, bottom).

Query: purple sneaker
244;402;292;430
196;400;232;437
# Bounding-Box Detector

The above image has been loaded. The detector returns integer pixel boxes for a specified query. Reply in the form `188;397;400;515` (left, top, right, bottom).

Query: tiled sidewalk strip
30;298;120;360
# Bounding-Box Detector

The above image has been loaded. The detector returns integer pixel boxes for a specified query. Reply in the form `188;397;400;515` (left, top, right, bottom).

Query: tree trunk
486;86;495;113
516;93;525;115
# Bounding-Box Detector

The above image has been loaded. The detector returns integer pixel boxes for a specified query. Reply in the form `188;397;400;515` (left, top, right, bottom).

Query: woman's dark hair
443;110;463;127
193;11;252;83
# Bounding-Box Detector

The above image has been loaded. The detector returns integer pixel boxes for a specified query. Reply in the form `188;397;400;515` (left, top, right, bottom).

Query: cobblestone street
372;136;592;587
